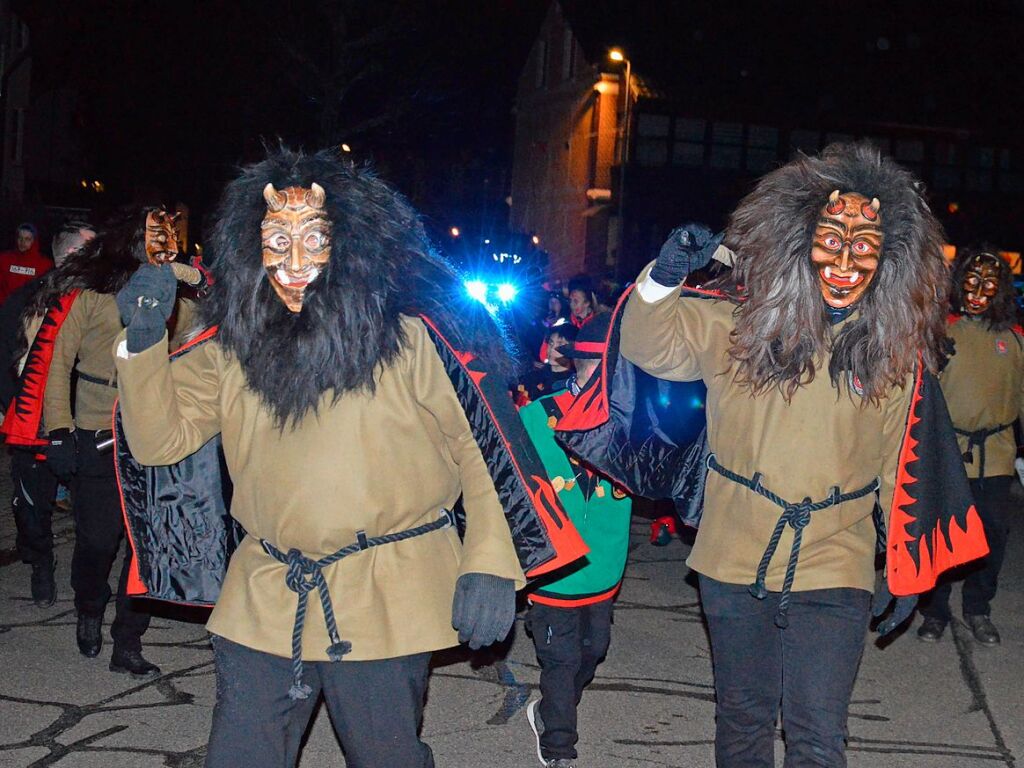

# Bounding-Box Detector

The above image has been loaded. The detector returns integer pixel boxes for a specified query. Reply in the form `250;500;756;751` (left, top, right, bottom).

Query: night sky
15;1;1024;244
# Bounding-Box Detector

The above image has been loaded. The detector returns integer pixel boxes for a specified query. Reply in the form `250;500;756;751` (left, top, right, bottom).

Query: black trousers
71;434;150;650
206;636;434;768
699;575;871;768
527;599;614;761
920;475;1013;620
9;448;57;564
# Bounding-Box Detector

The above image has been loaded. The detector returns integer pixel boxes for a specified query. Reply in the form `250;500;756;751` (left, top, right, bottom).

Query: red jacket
0;243;52;305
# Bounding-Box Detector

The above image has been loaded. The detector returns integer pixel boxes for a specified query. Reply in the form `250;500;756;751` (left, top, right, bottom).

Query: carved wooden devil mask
261;183;331;312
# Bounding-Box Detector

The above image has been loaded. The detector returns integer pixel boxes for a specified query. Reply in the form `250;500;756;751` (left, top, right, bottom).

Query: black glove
46;428;77;481
649;223;724;287
871;579;917;637
451;572;516;650
115;264;177;352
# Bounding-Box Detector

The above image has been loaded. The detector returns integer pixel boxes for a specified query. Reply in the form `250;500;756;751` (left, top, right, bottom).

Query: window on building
672;118;706;167
535;40;548;88
636;113;670;167
966;146;994;193
789;129;820;156
710;121;743;169
561;29;576;80
895;139;924;163
998;149;1023;194
746;124;778;172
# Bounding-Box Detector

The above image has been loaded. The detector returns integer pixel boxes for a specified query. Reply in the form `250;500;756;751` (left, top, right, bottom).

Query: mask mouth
820;265;864;289
274;266;320;289
965;296;988;312
150;250;178;265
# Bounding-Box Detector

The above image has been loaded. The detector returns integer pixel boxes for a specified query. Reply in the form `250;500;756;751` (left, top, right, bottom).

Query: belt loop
356;530;369;550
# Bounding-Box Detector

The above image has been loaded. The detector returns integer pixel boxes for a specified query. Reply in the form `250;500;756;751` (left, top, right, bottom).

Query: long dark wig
718;141;949;403
949;245;1018;331
202;146;515;428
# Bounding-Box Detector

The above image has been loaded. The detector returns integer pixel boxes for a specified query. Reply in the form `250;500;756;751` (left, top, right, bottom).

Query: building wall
509;2;621;280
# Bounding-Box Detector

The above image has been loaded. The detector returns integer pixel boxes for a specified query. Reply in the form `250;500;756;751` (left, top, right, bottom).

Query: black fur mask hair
718;141;949;404
202;146;516;429
950;245;1017;331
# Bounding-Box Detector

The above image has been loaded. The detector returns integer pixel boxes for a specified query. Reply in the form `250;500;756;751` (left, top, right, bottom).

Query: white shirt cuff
115;340;138;360
636;277;679;303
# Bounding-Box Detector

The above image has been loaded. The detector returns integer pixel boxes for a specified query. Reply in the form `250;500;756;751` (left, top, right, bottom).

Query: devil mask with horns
811;190;883;310
261;182;331;312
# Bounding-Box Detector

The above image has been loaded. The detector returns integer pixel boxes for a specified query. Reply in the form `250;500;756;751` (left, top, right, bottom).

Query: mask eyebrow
817;217;847;233
849;224;883;238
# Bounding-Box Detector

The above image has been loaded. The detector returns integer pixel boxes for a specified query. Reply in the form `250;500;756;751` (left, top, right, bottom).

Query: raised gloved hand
46;428;77;481
115;264;177;352
649;223;724;287
451;572;516;650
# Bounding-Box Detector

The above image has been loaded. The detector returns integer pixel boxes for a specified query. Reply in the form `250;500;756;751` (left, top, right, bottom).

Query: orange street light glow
450;227;461;237
608;48;625;62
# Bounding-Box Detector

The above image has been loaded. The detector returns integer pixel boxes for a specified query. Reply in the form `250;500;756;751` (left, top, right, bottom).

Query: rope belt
260;508;457;700
706;454;879;628
954;422;1014;481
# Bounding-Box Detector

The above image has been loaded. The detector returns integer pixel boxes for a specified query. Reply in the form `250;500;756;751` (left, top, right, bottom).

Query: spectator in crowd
520;325;576;403
0;221;95;606
0;224;53;305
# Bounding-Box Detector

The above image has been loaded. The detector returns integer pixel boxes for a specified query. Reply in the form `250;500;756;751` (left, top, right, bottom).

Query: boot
916;616;947;642
109;647;161;678
965;614;1000;646
76;613;103;657
30;555;56;607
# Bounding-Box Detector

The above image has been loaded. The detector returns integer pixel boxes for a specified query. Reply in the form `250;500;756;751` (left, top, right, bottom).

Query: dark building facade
512;1;1024;281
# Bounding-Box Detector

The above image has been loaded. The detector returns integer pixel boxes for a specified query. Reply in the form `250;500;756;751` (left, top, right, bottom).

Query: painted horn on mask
826;189;845;215
306;183;326;209
263;183;287;212
861;197;881;221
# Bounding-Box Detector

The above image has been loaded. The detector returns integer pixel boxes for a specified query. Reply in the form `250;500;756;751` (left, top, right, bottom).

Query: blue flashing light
658;394;671;408
690;396;705;409
496;283;518;303
465;279;488;304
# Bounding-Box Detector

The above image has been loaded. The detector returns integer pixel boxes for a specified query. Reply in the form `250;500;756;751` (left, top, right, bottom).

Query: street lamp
608;48;631;272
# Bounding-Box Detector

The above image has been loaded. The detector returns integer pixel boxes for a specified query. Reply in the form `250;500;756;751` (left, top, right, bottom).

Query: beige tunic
620;266;912;593
940;318;1024;479
43;290;195;433
114;315;526;661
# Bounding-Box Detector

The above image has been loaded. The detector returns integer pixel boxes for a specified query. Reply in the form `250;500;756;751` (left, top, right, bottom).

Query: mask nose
289;238;305;271
838;246;851;273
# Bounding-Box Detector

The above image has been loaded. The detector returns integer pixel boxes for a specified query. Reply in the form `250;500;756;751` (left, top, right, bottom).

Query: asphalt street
1;466;1021;767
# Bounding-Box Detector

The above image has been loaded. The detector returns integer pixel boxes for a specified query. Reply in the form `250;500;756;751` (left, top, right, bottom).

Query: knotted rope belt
260;508;457;700
706;455;879;628
954;422;1014;481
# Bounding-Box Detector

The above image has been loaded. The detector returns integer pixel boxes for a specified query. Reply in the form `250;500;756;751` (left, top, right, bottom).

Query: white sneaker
526;698;545;766
1015;457;1024;486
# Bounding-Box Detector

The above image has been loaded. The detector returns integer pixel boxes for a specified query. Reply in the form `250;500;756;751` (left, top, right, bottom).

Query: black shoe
76;613;103;657
109;648;161;678
965;614;1000;646
916;616;947;642
30;556;56;607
